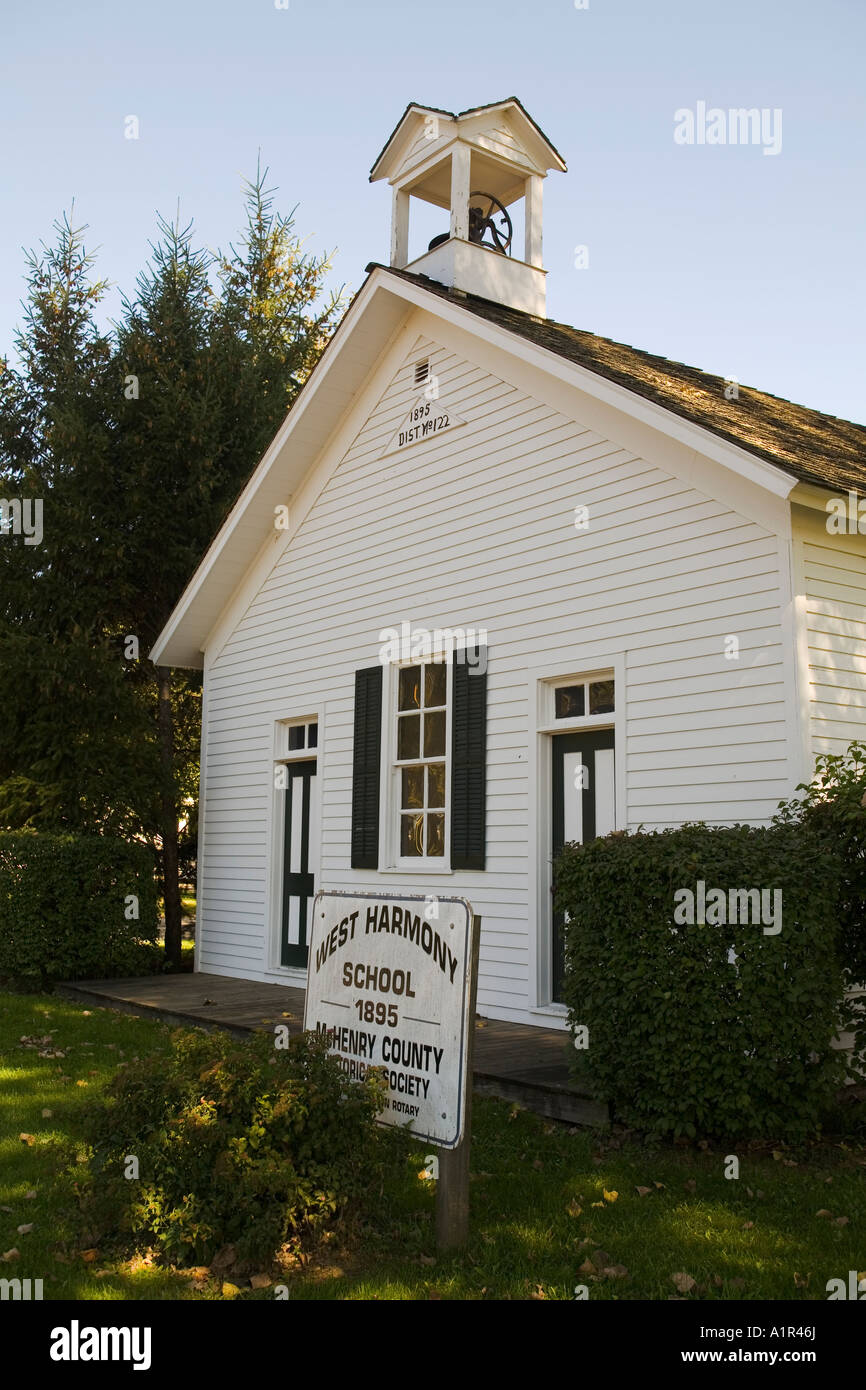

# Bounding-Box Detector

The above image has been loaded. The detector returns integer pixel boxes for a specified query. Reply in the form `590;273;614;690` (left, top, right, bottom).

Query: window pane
589;679;615;715
398;665;421;711
401;766;424;809
307;723;318;748
424;709;446;758
426;813;445;857
554;685;585;719
288;725;305;750
397;713;420;760
427;762;445;808
425;662;447;708
401;813;424;857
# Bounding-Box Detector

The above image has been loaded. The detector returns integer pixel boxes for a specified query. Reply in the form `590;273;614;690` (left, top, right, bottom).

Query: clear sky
2;0;864;424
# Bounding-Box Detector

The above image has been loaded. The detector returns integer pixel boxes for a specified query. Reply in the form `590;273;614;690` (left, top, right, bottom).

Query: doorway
550;727;615;1002
280;758;318;968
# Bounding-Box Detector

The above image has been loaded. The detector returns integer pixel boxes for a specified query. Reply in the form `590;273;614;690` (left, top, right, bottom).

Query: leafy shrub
82;1028;391;1266
774;741;866;978
0;831;158;987
555;822;853;1140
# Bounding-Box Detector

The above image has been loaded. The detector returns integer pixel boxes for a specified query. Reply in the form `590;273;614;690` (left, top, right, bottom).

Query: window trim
538;667;617;734
276;715;319;762
379;653;455;874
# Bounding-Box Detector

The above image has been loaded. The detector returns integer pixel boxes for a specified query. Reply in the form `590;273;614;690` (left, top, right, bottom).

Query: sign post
304;891;477;1158
435;912;480;1250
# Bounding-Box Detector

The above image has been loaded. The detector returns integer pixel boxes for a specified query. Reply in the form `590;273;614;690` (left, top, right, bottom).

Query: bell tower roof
370;98;566;319
369;97;567;195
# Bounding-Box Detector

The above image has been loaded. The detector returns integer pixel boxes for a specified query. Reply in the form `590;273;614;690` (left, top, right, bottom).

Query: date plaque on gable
382;396;466;458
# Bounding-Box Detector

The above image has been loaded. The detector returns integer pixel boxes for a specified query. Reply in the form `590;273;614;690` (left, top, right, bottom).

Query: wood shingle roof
370;263;866;495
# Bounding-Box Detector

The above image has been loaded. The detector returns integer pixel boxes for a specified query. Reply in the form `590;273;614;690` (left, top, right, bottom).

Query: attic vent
414;359;430;386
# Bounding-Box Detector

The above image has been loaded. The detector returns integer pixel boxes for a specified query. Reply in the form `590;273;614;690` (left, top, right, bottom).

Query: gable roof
371;264;866;495
152;262;864;669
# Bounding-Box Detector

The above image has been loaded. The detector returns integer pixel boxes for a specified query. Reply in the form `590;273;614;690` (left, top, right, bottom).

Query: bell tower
370;98;566;318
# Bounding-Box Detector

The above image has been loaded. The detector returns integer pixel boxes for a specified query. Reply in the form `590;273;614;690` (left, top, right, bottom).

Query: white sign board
303;890;475;1149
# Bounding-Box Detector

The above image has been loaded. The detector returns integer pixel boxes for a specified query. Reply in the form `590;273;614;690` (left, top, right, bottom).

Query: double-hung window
394;660;448;861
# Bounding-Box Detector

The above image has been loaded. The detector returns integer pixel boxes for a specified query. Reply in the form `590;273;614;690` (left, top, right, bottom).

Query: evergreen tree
0;172;343;966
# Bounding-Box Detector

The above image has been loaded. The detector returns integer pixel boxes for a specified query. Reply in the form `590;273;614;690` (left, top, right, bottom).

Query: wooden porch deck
57;971;607;1127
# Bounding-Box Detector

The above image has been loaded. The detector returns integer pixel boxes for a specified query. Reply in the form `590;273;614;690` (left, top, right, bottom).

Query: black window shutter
351;665;383;869
450;645;487;870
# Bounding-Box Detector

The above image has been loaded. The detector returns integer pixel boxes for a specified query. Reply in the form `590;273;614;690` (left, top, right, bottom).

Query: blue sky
2;0;864;423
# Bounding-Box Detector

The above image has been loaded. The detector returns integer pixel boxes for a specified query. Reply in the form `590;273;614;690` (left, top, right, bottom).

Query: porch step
56;972;607;1129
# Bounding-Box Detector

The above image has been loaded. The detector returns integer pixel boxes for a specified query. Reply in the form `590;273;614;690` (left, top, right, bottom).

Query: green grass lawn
1;990;864;1301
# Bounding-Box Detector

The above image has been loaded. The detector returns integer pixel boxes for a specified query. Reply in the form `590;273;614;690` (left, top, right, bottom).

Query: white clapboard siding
798;527;866;760
198;330;794;1022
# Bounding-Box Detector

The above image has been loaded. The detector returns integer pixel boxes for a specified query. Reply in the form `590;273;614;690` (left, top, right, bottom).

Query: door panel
281;759;317;968
551;728;615;1003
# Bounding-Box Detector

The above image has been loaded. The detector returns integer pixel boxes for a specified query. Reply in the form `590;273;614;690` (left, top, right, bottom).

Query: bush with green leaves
774;740;866;986
0;831;159;987
82;1028;392;1267
555;821;854;1140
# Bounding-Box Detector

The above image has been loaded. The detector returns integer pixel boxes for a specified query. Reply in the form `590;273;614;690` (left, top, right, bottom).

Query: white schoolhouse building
152;99;866;1026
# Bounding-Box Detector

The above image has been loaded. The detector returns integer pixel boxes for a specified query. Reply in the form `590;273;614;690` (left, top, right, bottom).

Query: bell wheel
468;191;513;255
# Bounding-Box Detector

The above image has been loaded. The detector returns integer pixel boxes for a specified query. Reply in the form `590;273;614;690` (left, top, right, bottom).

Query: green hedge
555;822;853;1140
82;1028;391;1267
0;831;158;987
774;741;866;991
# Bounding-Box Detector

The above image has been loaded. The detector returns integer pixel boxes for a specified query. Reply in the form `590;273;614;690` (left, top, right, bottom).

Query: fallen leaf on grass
602;1265;629;1280
16;1224;33;1236
566;1199;582;1218
18;1134;34;1146
671;1271;696;1294
815;1209;832;1219
221;1282;241;1298
80;1249;99;1263
602;1188;618;1202
793;1273;810;1288
530;1285;546;1300
635;1186;652;1197
653;1181;665;1190
833;1216;850;1227
578;1259;596;1275
2;1249;21;1262
249;1273;271;1290
41;1109;53;1119
590;1201;605;1209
